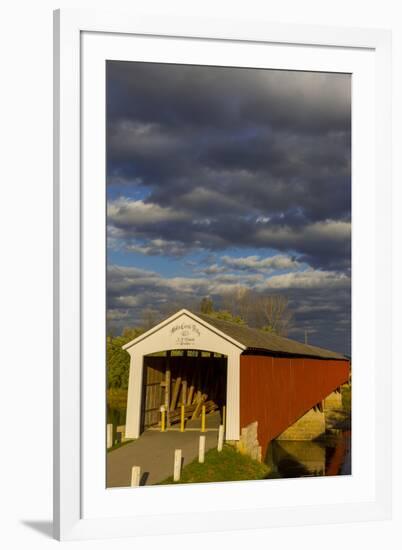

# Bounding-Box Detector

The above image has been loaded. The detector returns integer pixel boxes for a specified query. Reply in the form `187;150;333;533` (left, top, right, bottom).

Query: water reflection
266;431;351;478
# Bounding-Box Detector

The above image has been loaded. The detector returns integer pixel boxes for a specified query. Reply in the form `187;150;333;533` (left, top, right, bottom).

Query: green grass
107;387;128;411
158;445;272;485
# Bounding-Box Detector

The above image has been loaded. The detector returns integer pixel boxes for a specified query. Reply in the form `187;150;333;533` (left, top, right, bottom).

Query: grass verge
107;387;128;411
158;445;272;485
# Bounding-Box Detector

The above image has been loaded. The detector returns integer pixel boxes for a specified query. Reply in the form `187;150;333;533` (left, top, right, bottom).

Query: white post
125;352;144;439
225;351;241;441
130;466;141;487
106;423;113;449
173;449;182;482
217;425;224;452
199;435;206;463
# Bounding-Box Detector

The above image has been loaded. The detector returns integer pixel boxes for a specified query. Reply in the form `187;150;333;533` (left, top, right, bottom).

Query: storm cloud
106;61;351;354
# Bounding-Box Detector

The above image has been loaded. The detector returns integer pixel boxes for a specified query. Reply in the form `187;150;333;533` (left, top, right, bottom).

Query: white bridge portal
123;309;245;440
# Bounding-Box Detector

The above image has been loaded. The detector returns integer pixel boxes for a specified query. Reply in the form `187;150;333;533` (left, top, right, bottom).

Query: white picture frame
53;8;392;541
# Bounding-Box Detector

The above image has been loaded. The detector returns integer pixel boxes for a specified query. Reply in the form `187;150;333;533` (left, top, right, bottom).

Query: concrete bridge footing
276;389;344;441
324;389;343;413
277;407;326;441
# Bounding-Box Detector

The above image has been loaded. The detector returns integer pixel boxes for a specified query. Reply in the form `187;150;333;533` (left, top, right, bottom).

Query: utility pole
304;329;308;345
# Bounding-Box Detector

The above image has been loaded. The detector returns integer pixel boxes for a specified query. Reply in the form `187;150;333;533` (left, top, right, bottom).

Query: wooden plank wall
141;361;164;428
239;356;350;457
142;355;227;428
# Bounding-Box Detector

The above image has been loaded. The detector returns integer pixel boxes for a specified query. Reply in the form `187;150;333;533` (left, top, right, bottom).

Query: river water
266;430;351;478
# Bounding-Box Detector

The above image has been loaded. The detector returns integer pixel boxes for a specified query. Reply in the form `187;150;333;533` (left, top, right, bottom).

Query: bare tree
200;296;214;314
259;295;293;336
219;287;293;335
222;285;253;321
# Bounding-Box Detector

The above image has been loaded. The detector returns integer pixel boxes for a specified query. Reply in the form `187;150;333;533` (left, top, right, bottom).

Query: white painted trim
124;311;242;440
226;351;241;441
122;308;246;351
125;353;143;440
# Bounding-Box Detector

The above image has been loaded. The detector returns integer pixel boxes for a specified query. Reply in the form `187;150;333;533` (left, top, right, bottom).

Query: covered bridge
123;309;349;457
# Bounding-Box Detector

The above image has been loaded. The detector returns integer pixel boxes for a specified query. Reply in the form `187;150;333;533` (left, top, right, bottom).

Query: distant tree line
107;327;144;389
200;287;293;337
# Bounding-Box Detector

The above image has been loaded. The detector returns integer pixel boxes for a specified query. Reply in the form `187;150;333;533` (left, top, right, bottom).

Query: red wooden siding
240;355;350;456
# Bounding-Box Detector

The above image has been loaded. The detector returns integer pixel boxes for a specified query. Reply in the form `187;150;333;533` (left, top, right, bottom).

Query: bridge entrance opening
140;350;227;432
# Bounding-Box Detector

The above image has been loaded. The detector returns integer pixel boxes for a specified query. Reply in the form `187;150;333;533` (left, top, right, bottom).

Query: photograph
105;60;352;488
0;1;395;546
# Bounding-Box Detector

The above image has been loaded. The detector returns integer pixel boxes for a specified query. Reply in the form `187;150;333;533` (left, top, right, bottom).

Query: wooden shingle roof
194;312;346;360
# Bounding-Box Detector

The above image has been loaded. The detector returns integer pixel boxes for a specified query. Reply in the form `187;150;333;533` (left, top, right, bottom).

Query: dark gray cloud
107;62;350;134
108;199;350;270
107;61;351;271
106;61;351;352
